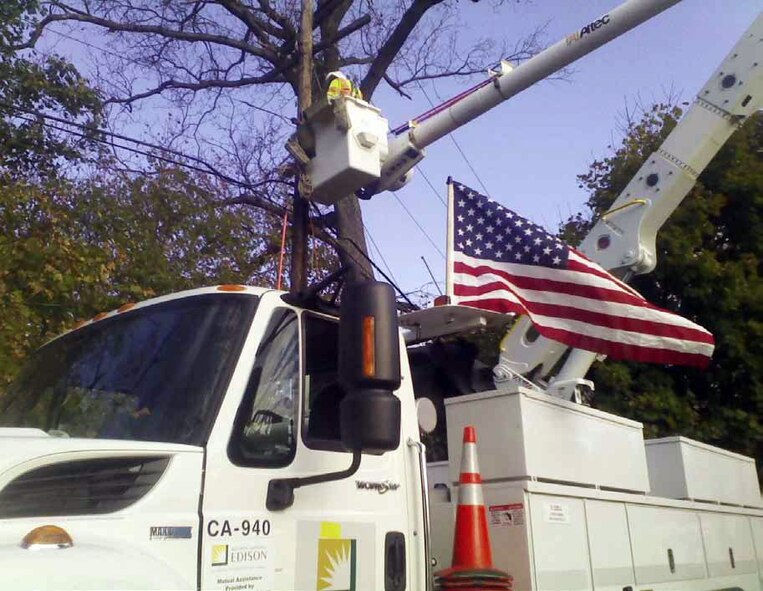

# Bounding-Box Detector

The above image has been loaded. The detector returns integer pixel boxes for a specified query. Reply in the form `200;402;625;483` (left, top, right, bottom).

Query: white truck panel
0;446;204;591
482;484;534;591
528;494;591;591
627;505;707;584
585;500;636;591
444;386;649;492
751;517;763;574
700;512;757;576
645;436;762;507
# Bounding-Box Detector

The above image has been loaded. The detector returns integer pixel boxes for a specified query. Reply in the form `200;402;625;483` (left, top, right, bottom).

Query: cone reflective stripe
452;426;493;570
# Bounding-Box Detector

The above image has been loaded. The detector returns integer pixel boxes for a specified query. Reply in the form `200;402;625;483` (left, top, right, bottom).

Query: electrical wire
47;29;292;122
309;203;415;308
417;165;446;207
416;83;492;197
365;227;400;286
392;191;445;260
12;102;414;304
4;104;291;214
6;103;255;186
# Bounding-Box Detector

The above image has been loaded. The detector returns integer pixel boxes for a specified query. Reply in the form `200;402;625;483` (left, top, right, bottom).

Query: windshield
0;293;258;446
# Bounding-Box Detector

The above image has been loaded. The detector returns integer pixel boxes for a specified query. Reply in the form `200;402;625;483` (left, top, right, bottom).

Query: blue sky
40;0;761;300
362;0;761;303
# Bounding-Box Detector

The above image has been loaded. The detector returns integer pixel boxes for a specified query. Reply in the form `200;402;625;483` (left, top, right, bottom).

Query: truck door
199;295;416;591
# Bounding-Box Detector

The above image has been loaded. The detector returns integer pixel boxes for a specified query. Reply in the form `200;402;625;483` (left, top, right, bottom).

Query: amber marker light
21;525;73;550
117;302;136;313
217;284;247;292
362;315;376;378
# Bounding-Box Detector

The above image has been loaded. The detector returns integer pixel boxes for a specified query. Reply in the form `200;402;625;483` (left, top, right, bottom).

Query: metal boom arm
496;11;763;401
375;0;683;195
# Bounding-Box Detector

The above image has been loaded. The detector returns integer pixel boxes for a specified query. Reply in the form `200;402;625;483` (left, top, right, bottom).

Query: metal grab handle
407;438;434;591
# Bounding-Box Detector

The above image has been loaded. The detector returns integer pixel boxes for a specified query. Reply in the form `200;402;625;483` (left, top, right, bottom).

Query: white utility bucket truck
0;1;761;590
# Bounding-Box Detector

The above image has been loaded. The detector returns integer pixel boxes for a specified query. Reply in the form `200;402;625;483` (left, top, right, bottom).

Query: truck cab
0;285;427;591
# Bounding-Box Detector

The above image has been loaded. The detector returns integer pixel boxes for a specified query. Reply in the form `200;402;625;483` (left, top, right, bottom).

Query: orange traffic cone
452;425;492;570
434;426;512;590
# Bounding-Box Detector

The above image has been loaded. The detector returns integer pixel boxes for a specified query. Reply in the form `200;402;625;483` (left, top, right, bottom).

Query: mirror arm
266;450;361;511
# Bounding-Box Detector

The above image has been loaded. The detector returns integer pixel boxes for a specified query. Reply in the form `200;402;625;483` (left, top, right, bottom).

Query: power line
49;29;143;65
8;103;246;183
4;103;290;214
13;113;220;177
311;204;415;308
416;82;492;197
8;100;420;300
365;227;400;286
417;165;446;207
47;29;292;122
392;191;445;260
10;102;415;299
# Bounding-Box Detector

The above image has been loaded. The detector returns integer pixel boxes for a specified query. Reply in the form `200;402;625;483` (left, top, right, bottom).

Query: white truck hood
0;428;205;591
0;428;202;486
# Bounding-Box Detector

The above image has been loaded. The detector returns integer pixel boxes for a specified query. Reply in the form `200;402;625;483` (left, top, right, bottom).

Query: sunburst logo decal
316;523;356;591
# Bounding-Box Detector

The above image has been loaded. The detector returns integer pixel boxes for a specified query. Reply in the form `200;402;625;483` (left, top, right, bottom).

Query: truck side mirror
339;281;401;454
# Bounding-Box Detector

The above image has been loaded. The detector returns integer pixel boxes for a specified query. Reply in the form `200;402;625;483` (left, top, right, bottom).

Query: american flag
449;181;714;367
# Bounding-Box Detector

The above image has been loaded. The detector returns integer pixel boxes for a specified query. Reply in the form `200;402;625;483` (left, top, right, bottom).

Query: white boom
304;0;684;203
374;0;683;195
496;11;763;401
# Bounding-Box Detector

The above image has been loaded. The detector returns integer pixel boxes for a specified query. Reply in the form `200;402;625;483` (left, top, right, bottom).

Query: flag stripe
457;298;711;367
454;268;707;333
454;280;714;345
449;181;714;367
456;289;713;355
567;250;643;297
453;256;713;337
454;257;709;333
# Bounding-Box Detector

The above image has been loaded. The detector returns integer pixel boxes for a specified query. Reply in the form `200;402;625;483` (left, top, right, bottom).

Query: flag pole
445;177;455;302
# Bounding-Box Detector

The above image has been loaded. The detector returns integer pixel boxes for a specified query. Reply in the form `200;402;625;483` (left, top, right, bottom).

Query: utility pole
289;0;313;294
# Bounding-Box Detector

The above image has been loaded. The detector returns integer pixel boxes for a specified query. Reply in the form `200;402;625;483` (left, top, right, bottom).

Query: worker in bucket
326;70;363;101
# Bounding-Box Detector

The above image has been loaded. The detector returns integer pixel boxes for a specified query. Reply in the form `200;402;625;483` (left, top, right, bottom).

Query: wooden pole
289;0;314;294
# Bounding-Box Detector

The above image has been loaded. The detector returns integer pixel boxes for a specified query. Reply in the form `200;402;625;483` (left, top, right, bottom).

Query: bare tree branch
16;0;551;283
360;0;444;99
21;6;276;62
383;74;412;99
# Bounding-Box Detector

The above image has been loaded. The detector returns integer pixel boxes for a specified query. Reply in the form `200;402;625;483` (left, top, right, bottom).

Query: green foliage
563;105;763;470
0;169;283;387
0;2;302;389
0;0;101;178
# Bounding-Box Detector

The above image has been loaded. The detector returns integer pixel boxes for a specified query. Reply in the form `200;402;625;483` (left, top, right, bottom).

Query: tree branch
257;0;296;41
217;0;288;44
105;74;287;105
383;74;412;99
360;0;444;99
22;6;276;62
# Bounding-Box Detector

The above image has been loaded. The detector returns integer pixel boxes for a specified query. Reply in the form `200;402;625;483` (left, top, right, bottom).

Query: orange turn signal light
433;295;451;307
362;316;376;378
21;525;73;550
217;284;247;292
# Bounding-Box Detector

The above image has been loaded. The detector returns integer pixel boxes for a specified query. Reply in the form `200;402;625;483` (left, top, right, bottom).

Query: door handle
385;531;406;591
